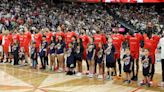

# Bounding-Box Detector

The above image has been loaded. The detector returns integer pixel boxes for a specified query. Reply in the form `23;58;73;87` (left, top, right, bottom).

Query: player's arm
130;56;133;71
92;45;96;60
122;55;126;62
149;57;152;74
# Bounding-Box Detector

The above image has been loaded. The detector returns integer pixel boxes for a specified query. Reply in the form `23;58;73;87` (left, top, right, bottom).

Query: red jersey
0;34;2;42
24;31;31;46
111;34;125;53
12;33;20;43
19;35;24;47
55;31;65;41
3;35;11;46
152;35;160;49
93;34;104;48
101;34;107;45
144;34;159;53
143;34;159;64
3;35;12;53
127;35;140;52
34;33;42;48
46;32;53;44
9;33;13;43
65;32;77;47
80;34;89;48
135;33;143;41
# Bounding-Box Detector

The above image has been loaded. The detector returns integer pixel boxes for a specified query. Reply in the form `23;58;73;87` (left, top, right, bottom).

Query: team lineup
0;24;162;87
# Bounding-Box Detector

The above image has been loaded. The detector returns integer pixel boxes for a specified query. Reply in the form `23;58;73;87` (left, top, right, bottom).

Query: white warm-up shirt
158;37;164;59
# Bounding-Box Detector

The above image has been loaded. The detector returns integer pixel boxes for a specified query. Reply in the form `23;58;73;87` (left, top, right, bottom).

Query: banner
112;28;125;32
79;0;164;3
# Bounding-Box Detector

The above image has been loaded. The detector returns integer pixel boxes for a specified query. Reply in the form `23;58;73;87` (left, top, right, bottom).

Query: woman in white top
158;30;164;87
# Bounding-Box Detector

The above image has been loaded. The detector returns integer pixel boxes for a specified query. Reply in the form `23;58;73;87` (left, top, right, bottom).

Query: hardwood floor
0;61;163;92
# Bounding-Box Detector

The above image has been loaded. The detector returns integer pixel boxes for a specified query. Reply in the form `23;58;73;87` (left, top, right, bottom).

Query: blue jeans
32;59;37;68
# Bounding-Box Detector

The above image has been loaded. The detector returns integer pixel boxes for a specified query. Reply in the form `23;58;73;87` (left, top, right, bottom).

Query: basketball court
0;60;163;92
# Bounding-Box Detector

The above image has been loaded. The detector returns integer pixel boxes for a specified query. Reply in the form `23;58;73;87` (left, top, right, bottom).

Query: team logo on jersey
98;49;103;58
125;56;130;65
67;48;72;57
57;43;61;50
31;47;35;54
76;46;80;54
50;43;55;50
88;44;94;52
143;57;149;68
106;44;112;55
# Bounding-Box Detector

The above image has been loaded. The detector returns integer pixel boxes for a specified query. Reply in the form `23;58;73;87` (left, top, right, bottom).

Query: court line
0;66;50;75
130;87;142;92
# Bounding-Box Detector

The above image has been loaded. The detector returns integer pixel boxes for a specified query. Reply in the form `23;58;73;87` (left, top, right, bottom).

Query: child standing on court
31;42;37;69
104;36;115;80
66;43;75;75
122;48;133;84
140;49;152;87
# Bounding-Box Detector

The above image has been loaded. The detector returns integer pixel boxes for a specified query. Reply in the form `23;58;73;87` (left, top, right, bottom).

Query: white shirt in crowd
158;37;164;59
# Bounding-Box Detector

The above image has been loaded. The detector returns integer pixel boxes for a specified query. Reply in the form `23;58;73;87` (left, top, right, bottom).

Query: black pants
161;59;164;82
132;59;139;78
95;59;97;73
86;59;89;71
13;54;19;65
150;64;155;81
40;56;48;69
114;58;121;75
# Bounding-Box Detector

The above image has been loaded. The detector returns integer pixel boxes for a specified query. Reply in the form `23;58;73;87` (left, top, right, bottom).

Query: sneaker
106;75;110;79
66;71;71;75
88;74;93;78
140;80;145;86
76;72;82;77
131;76;135;80
147;83;151;87
69;71;74;75
123;80;128;83
133;76;138;81
73;71;76;75
150;81;153;84
158;82;164;87
57;68;63;73
86;71;89;75
127;80;131;84
97;75;103;79
107;75;113;80
49;67;52;71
